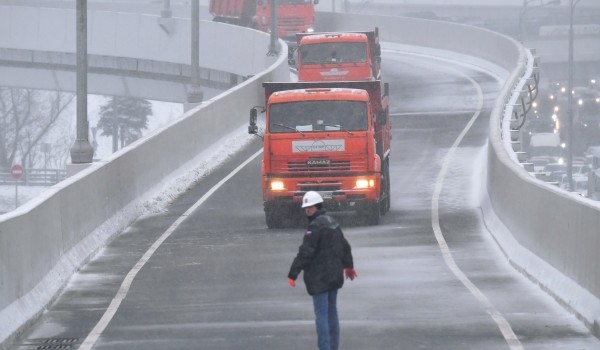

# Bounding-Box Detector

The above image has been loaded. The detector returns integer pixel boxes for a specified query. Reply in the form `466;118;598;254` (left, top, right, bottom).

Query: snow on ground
0;185;48;215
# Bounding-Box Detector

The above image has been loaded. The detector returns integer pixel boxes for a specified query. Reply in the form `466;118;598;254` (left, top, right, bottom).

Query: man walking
288;191;357;350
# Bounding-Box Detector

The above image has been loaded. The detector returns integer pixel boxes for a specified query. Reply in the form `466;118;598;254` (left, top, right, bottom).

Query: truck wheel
384;161;391;213
265;203;283;229
380;161;390;215
364;202;380;225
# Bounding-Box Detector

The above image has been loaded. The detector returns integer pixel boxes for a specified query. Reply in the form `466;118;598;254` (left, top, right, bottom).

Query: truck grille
288;160;350;173
298;181;341;192
279;17;306;29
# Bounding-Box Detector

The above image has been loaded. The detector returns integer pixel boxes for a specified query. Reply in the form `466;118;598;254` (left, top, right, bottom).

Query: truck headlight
271;180;285;191
355;179;375;189
306;27;314;33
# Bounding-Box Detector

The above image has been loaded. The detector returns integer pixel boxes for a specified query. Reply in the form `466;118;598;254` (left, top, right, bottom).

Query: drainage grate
36;338;79;350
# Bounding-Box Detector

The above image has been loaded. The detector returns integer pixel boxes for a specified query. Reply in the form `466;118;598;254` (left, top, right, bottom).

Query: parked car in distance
573;177;589;197
543;163;566;181
530;156;554;172
559;174;588;195
573;164;592;176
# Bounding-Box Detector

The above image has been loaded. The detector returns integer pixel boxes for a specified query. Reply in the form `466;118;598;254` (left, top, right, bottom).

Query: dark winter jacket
288;209;354;295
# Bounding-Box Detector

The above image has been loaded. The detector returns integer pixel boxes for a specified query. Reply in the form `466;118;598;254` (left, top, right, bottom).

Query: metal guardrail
501;48;541;175
0;168;67;186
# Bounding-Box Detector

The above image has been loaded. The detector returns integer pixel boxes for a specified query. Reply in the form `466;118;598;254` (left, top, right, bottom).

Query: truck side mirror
249;108;258;135
375;43;381;57
379;108;388;125
288;47;296;66
314;0;319;4
383;82;389;97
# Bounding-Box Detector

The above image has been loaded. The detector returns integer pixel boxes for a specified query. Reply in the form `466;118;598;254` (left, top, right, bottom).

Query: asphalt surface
7;50;600;350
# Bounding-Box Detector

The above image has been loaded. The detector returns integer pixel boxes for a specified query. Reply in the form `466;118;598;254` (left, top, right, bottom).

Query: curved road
7;48;600;349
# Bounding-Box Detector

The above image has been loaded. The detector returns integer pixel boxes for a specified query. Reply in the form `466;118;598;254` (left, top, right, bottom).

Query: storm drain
35;338;79;350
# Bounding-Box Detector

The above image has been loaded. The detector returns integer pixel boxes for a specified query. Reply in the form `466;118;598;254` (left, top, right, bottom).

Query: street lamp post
519;0;538;41
158;0;174;35
162;0;172;18
70;0;94;164
187;0;203;105
567;0;582;192
268;0;280;56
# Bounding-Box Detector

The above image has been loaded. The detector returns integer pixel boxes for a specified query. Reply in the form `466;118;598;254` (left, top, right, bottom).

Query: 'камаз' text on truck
249;80;390;227
209;0;318;41
289;28;381;81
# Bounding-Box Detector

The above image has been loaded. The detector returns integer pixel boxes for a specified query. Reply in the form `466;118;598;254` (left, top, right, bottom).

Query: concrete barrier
0;6;266;76
0;6;272;102
319;11;600;335
0;6;289;346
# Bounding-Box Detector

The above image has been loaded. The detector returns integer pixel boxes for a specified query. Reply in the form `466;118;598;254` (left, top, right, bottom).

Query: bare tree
0;88;74;169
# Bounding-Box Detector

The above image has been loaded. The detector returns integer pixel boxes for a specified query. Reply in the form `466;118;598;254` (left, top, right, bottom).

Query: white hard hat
302;191;324;208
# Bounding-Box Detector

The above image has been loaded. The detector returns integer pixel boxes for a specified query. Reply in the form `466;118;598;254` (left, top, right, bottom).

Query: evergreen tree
97;96;152;152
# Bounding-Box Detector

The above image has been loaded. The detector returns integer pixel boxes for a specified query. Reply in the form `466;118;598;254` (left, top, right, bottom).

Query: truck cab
291;29;382;82
249;81;390;228
209;0;318;41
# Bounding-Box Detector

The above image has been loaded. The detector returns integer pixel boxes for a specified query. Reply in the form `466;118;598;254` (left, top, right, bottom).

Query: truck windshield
269;100;368;133
300;42;367;64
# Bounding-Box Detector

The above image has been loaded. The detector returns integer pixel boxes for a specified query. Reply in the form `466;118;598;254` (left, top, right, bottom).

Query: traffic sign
11;164;23;180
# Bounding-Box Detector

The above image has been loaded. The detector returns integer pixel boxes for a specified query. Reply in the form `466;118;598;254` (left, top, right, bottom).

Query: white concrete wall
0;6;289;346
318;11;600;334
0;6;267;76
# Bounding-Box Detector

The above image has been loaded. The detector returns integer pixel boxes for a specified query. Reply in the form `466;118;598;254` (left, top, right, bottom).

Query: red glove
344;268;358;281
288;278;296;287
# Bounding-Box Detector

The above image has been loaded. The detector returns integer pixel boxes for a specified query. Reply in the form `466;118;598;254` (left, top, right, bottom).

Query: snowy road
6;49;600;349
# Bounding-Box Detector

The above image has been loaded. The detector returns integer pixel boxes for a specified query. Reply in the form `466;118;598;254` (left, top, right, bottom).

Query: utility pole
70;0;93;164
268;0;280;56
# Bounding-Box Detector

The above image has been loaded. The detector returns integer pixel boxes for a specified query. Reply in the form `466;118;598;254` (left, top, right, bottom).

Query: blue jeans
312;289;339;350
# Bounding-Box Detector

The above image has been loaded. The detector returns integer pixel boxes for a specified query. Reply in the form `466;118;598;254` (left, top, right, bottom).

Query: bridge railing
0;168;67;186
0;47;243;95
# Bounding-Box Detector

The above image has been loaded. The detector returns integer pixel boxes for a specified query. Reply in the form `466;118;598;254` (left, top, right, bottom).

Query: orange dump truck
249;80;390;228
289;28;381;81
209;0;318;41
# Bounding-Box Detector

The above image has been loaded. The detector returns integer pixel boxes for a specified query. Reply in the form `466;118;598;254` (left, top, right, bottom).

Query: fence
0;168;67;186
